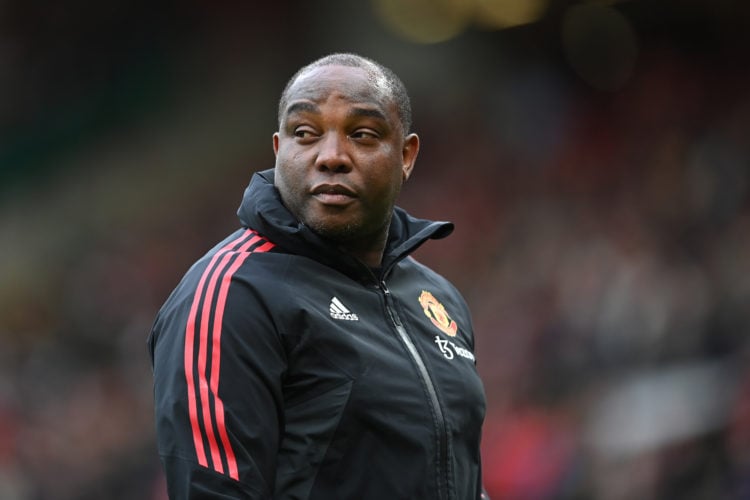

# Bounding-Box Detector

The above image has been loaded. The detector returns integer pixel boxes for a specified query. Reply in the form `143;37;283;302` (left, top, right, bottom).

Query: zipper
380;280;451;499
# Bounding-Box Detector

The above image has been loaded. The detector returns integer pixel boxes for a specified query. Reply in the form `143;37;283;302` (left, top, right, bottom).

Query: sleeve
149;264;287;499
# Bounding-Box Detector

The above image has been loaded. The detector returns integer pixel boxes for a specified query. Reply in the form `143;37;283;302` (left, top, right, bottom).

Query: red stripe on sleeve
210;238;276;480
197;234;262;473
183;230;255;469
185;230;275;482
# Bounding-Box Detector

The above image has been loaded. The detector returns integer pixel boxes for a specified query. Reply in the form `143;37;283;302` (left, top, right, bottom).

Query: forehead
285;65;394;115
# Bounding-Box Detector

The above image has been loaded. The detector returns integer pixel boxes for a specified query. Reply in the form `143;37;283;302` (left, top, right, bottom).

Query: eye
350;129;379;141
293;127;317;140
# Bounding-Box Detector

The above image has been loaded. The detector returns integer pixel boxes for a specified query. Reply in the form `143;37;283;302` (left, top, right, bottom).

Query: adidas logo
330;296;359;321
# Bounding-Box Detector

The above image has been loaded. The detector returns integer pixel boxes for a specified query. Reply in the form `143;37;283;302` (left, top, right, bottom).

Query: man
149;53;488;499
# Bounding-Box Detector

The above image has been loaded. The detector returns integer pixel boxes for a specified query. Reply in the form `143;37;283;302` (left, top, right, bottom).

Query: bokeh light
372;0;473;44
372;0;549;43
561;3;639;91
474;0;549;30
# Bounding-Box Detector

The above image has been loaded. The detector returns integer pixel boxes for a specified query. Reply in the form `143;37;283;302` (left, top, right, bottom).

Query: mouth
310;183;357;206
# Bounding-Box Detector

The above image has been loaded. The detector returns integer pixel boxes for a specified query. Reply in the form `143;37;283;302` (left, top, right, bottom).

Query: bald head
278;53;413;135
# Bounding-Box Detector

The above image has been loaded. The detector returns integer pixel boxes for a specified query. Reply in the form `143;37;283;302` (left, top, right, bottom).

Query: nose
314;133;352;173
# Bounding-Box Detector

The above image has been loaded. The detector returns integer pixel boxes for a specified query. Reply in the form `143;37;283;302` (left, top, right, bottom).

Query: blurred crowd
406;46;750;498
1;1;749;499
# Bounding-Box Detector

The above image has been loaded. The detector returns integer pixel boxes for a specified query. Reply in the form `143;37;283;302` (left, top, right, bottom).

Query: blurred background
1;0;749;498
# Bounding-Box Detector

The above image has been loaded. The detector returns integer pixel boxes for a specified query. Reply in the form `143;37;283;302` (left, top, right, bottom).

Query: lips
311;183;356;196
310;183;357;206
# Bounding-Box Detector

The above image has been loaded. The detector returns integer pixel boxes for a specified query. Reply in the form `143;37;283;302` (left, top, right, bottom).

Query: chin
315;224;360;243
306;217;362;243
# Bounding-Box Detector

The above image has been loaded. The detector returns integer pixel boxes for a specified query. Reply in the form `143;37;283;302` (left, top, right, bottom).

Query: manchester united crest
418;290;458;337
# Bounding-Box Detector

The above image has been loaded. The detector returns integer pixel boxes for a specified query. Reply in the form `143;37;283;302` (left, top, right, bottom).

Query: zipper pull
380;281;402;326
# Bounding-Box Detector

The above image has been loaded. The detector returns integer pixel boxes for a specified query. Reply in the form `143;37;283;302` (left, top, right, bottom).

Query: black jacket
149;169;487;499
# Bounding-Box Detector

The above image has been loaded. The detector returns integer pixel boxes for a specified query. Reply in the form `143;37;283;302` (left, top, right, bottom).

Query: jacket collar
236;169;453;280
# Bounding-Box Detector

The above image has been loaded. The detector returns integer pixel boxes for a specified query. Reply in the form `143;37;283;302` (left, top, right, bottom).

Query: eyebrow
284;101;387;123
348;107;387;122
285;101;320;117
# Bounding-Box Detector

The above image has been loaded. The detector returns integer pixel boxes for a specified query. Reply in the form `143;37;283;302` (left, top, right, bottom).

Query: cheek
274;158;299;198
276;147;304;176
364;174;403;211
277;150;311;181
277;168;303;202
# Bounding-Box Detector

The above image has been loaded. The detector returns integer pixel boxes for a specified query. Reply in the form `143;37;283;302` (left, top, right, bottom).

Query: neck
339;232;388;269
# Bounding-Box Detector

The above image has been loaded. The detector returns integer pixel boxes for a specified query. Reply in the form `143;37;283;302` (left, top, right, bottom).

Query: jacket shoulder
149;228;286;345
401;256;467;302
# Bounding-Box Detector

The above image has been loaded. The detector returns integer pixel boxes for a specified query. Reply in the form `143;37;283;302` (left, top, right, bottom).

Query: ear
272;132;280;156
401;133;419;182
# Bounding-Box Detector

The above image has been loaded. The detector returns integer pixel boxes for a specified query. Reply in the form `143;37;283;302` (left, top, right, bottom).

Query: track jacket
149;169;487;499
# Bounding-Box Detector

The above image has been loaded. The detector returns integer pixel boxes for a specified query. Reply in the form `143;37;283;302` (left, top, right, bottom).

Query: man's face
273;64;419;248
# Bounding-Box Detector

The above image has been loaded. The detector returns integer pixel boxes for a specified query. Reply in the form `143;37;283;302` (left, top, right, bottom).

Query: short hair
277;53;413;135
